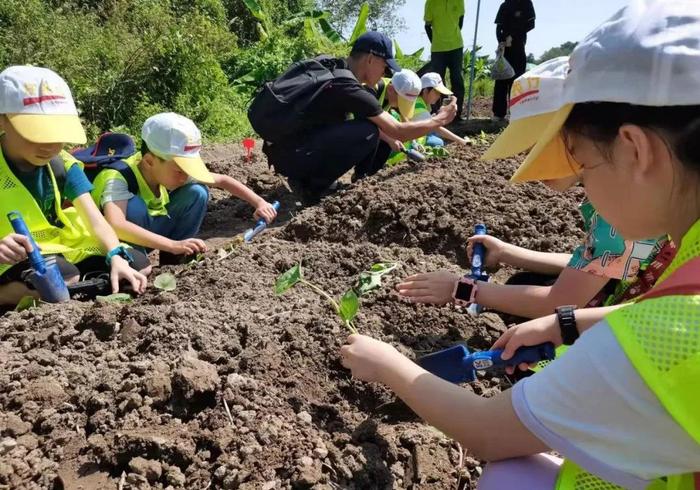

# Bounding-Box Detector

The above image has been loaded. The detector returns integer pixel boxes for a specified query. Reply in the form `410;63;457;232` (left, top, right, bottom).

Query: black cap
351;31;401;74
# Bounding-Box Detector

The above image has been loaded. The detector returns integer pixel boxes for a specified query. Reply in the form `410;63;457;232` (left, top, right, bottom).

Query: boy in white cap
398;57;670;320
341;2;700;488
0;66;148;305
415;73;469;146
90;112;277;263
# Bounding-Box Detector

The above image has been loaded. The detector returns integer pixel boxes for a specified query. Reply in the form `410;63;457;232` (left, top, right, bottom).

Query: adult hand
396;270;460;305
168;238;208;255
340;334;404;383
0;234;32;265
433;99;458;126
109;255;147;294
466;234;509;269
491;315;563;374
388;139;404;153
254;200;278;224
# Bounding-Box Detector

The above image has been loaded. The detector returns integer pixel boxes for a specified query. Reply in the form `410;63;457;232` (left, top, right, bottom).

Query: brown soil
0;106;584;490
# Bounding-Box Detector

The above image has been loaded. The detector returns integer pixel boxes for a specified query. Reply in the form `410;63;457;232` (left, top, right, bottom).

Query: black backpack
52;132;139;195
247;56;357;144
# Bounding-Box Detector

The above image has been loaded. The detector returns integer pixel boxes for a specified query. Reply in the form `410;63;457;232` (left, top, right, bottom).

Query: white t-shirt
512;320;700;489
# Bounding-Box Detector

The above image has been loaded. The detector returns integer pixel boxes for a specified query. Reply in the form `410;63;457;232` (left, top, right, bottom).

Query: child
89;113;277;263
415;73;469;147
342;2;700;488
397;57;672;320
0;66;148;305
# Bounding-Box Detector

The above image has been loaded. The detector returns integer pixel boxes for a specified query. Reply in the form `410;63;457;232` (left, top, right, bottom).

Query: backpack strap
638;257;700;301
100;160;139;196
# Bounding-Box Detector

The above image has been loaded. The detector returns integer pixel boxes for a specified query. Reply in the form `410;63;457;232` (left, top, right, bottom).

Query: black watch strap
556;305;579;346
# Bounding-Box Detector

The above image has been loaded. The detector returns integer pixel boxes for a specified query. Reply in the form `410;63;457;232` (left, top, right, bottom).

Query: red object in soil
242;138;255;161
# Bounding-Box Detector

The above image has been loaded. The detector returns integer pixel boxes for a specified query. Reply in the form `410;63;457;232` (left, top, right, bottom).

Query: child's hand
169;238;208;255
340;334;403;383
491;315;563;374
396;270;460;304
254;201;278;224
0;233;33;265
467;234;508;269
109;256;147;294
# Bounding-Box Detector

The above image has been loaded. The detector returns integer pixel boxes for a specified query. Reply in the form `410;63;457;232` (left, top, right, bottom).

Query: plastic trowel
7;211;70;303
417;342;556;383
401;147;426;163
243;201;280;242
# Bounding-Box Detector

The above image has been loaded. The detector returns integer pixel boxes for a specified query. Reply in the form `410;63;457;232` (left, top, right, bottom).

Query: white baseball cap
0;66;86;144
482;57;569;163
141;112;214;184
420;73;453;96
391;69;421;119
512;0;700;183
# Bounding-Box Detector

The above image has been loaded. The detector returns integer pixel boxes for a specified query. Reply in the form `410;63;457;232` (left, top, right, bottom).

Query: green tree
317;0;406;37
526;53;537;64
537;41;577;64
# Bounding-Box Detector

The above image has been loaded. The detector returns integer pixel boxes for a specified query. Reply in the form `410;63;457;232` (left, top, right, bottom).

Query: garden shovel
243;201;280;242
417;342;556;384
401;147;426;163
8;211;70;303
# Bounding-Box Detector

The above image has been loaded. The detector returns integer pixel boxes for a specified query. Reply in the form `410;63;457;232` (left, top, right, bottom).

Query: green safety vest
91;152;170;217
0;149;104;277
555;219;700;490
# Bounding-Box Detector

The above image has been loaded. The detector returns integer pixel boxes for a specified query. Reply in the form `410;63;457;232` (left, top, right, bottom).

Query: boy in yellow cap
90;112;277;263
0;66;148;305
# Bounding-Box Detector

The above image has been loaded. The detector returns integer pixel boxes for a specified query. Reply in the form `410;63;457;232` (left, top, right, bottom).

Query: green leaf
355;272;382;296
96;293;132;303
15;296;38;312
154;273;177;292
394;39;404;58
275;263;302;294
369;262;398;276
242;0;266;21
348;2;370;45
338;289;359;323
318;18;342;43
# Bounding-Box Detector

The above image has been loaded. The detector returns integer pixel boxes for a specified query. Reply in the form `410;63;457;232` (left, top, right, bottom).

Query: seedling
423;146;449;158
96;293;133;304
15;295;39;312
154;273;177;292
275;262;397;334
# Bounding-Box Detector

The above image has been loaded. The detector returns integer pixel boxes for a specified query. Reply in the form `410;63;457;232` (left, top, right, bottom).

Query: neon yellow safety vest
555;218;700;490
376;78;391;111
0;149;104;277
91;152;170;217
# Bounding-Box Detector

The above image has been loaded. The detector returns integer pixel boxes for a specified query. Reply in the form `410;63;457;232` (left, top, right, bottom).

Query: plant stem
301;279;358;334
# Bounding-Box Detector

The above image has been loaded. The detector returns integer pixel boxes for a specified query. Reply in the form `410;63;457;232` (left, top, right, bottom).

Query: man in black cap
261;31;457;203
492;0;536;121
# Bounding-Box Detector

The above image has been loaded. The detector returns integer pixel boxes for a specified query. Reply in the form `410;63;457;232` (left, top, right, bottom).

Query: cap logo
22;80;66;107
509;77;541;108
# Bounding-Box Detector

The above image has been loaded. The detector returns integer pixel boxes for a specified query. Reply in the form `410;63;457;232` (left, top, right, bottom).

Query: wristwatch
555;305;579;345
452;276;478;307
105;245;134;266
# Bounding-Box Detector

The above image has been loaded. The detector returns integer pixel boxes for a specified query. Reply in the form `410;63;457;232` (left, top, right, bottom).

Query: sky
395;0;629;60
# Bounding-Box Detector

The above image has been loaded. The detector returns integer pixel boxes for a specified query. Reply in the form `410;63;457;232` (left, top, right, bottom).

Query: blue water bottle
8;211;70;303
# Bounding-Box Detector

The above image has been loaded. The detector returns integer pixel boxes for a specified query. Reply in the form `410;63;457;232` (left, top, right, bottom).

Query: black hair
140;140;151;157
564;102;700;173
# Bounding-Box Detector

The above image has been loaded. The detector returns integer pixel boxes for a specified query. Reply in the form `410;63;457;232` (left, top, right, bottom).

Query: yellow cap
7;113;86;145
510;104;575;183
172;155;215;184
482;111;556;161
397;95;416;120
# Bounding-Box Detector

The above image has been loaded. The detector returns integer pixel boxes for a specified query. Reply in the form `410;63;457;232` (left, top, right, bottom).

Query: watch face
455;281;474;301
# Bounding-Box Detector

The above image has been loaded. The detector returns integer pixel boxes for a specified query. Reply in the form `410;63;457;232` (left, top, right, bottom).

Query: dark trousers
492;43;528;118
263;120;391;191
430;48;466;116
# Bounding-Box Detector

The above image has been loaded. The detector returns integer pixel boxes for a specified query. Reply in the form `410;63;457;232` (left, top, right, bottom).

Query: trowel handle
470;223;487;278
7;211;45;273
489;343;556;368
253;201;280;228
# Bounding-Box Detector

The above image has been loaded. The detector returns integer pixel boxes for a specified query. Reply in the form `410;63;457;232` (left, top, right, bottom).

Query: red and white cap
0;65;86;144
141;112;214;184
482;56;569;162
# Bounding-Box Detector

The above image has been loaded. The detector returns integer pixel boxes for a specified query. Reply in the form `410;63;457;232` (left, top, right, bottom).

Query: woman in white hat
340;2;700;488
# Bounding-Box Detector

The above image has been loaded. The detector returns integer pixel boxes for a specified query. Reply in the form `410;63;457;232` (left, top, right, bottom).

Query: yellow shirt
424;0;465;52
